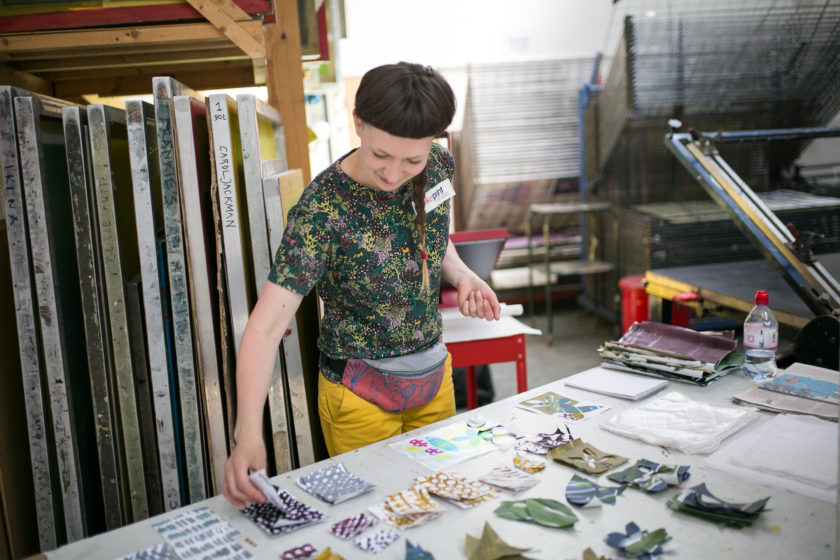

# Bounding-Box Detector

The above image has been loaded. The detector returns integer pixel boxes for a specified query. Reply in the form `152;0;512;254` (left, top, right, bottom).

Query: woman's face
354;117;434;192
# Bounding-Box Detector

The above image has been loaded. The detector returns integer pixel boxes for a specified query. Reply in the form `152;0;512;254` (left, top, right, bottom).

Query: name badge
417;178;455;213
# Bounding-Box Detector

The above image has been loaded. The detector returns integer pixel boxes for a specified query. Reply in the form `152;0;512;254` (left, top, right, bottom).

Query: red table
447;334;528;410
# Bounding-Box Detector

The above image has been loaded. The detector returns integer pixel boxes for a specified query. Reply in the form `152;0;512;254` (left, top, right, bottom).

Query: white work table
48;369;836;559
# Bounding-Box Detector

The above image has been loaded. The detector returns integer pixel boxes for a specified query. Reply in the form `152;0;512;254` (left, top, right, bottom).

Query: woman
224;62;500;507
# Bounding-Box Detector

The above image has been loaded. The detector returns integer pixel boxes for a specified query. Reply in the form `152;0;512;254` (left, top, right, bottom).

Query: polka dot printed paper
240;489;326;536
296;462;375;504
280;543;318;560
354;529;400;554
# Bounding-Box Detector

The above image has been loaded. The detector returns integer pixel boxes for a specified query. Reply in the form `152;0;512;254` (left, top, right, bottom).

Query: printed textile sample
390;422;497;470
465;522;532;560
514;426;574;456
354;528;401;554
369;486;444;529
152;507;251;560
513;453;545;473
494;498;578;528
516;391;609;422
414;471;500;509
114;543;178;560
296;461;375;504
605;522;672;558
330;512;379;540
478;465;540;492
666;483;770;528
600;391;759;454
546;438;628;475
565;474;624;507
405;540;436;560
240;489;326;536
280;543;318;560
607;459;690;493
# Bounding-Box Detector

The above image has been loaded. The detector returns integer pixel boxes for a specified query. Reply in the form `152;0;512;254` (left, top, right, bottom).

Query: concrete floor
484;300;622;402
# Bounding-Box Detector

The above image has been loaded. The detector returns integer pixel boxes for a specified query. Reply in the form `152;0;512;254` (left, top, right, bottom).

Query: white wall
339;0;616;77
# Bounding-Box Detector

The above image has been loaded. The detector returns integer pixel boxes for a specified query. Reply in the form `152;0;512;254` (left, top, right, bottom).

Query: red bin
619;275;649;333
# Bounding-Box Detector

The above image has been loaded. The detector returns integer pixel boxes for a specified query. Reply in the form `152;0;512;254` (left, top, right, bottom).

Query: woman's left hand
457;275;501;321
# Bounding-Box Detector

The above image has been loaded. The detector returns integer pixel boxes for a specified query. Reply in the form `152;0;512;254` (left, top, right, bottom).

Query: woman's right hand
223;283;304;507
222;435;268;507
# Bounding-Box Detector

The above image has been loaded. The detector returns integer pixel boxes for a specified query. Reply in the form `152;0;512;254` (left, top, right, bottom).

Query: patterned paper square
478;464;540;492
241;489;325;536
115;543;178;560
280;543;318;560
369;487;444;529
354;528;401;554
297;462;375;504
330;512;379;540
414;472;499;509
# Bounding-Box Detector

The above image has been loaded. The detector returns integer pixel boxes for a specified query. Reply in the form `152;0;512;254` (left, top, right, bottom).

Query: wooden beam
0;64;52;95
53;65;257;97
265;0;310;184
14;47;248;72
3;40;232;62
0;21;263;52
183;0;266;58
41;59;254;82
0;0;271;33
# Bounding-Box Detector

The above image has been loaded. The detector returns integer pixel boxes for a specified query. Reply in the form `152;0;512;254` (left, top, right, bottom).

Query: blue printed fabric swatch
405;540;435;560
115;543;179;560
565;474;624;507
607;459;690;493
605;522;672;559
666;483;770;528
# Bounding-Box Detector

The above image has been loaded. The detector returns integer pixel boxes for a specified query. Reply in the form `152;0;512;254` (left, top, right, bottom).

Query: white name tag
421;178;455;213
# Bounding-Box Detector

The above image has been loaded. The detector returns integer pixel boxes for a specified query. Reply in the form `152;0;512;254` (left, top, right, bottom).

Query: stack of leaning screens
598;321;740;386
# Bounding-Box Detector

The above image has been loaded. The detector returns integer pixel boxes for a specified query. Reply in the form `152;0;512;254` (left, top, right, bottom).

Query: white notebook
564;366;668;400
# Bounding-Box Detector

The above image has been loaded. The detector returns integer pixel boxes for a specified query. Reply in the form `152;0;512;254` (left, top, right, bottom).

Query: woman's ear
352;111;362;136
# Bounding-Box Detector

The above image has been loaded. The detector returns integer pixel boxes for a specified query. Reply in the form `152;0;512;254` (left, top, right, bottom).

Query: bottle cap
754;290;769;305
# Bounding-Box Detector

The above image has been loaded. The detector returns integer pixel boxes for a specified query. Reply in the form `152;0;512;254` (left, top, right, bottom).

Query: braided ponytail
353;62;455;297
410;168;430;294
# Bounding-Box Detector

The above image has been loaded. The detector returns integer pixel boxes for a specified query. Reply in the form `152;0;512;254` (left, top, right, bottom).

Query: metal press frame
664;127;840;319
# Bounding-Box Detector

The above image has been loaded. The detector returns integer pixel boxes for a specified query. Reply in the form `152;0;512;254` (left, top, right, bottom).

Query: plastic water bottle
742;289;778;381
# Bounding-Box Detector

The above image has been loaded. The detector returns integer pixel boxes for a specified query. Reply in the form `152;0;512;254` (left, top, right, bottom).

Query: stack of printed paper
732;362;838;420
598;321;739;385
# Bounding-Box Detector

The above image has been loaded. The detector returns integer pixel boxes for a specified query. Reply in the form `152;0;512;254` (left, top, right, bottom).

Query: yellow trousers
317;354;455;456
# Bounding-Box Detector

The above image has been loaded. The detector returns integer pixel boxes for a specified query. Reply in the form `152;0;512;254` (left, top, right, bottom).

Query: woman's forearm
233;282;304;444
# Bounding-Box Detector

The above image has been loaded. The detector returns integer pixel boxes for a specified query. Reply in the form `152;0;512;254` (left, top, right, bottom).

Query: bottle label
744;323;777;349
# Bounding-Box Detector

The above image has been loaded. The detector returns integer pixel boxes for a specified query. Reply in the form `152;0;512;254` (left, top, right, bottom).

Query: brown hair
355;62;456;294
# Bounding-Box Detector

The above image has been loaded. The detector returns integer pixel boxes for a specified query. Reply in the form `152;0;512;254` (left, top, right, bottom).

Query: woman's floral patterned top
269;142;454;364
